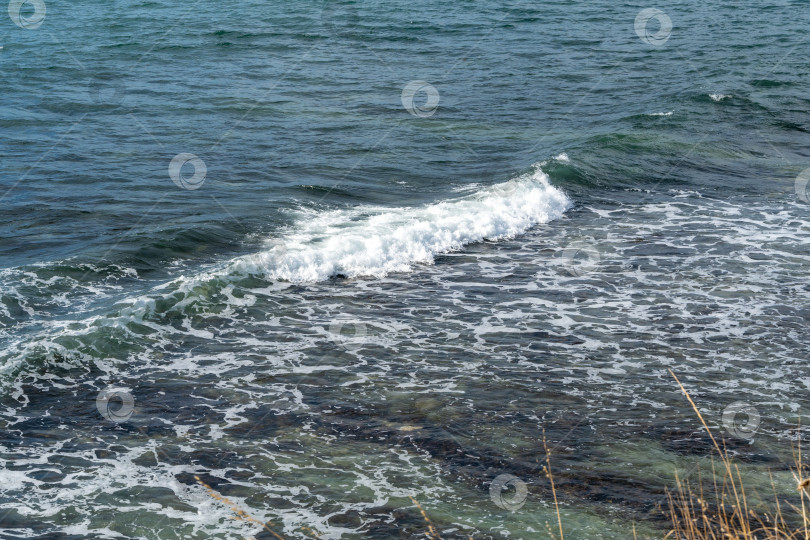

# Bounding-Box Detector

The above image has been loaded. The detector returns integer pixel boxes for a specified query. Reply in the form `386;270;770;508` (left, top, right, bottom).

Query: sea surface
1;1;810;538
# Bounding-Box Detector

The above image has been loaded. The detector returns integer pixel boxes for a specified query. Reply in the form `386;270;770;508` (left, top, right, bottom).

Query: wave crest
232;165;571;282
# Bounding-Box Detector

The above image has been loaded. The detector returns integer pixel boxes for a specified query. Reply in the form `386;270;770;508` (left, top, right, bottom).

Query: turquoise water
2;1;810;538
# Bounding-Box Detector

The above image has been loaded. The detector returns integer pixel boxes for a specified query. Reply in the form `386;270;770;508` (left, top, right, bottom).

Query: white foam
710;93;731;101
231;165;571;282
0;164;569;382
648;111;673;116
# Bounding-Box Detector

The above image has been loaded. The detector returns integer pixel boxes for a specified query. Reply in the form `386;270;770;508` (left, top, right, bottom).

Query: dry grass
666;370;810;539
410;496;442;540
409;435;564;540
198;371;809;539
195;475;321;540
542;431;565;540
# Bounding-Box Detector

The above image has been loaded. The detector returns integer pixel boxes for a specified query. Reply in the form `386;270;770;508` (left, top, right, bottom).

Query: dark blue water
2;1;810;538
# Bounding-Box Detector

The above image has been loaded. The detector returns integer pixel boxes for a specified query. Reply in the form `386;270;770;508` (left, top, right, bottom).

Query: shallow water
2;1;810;538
